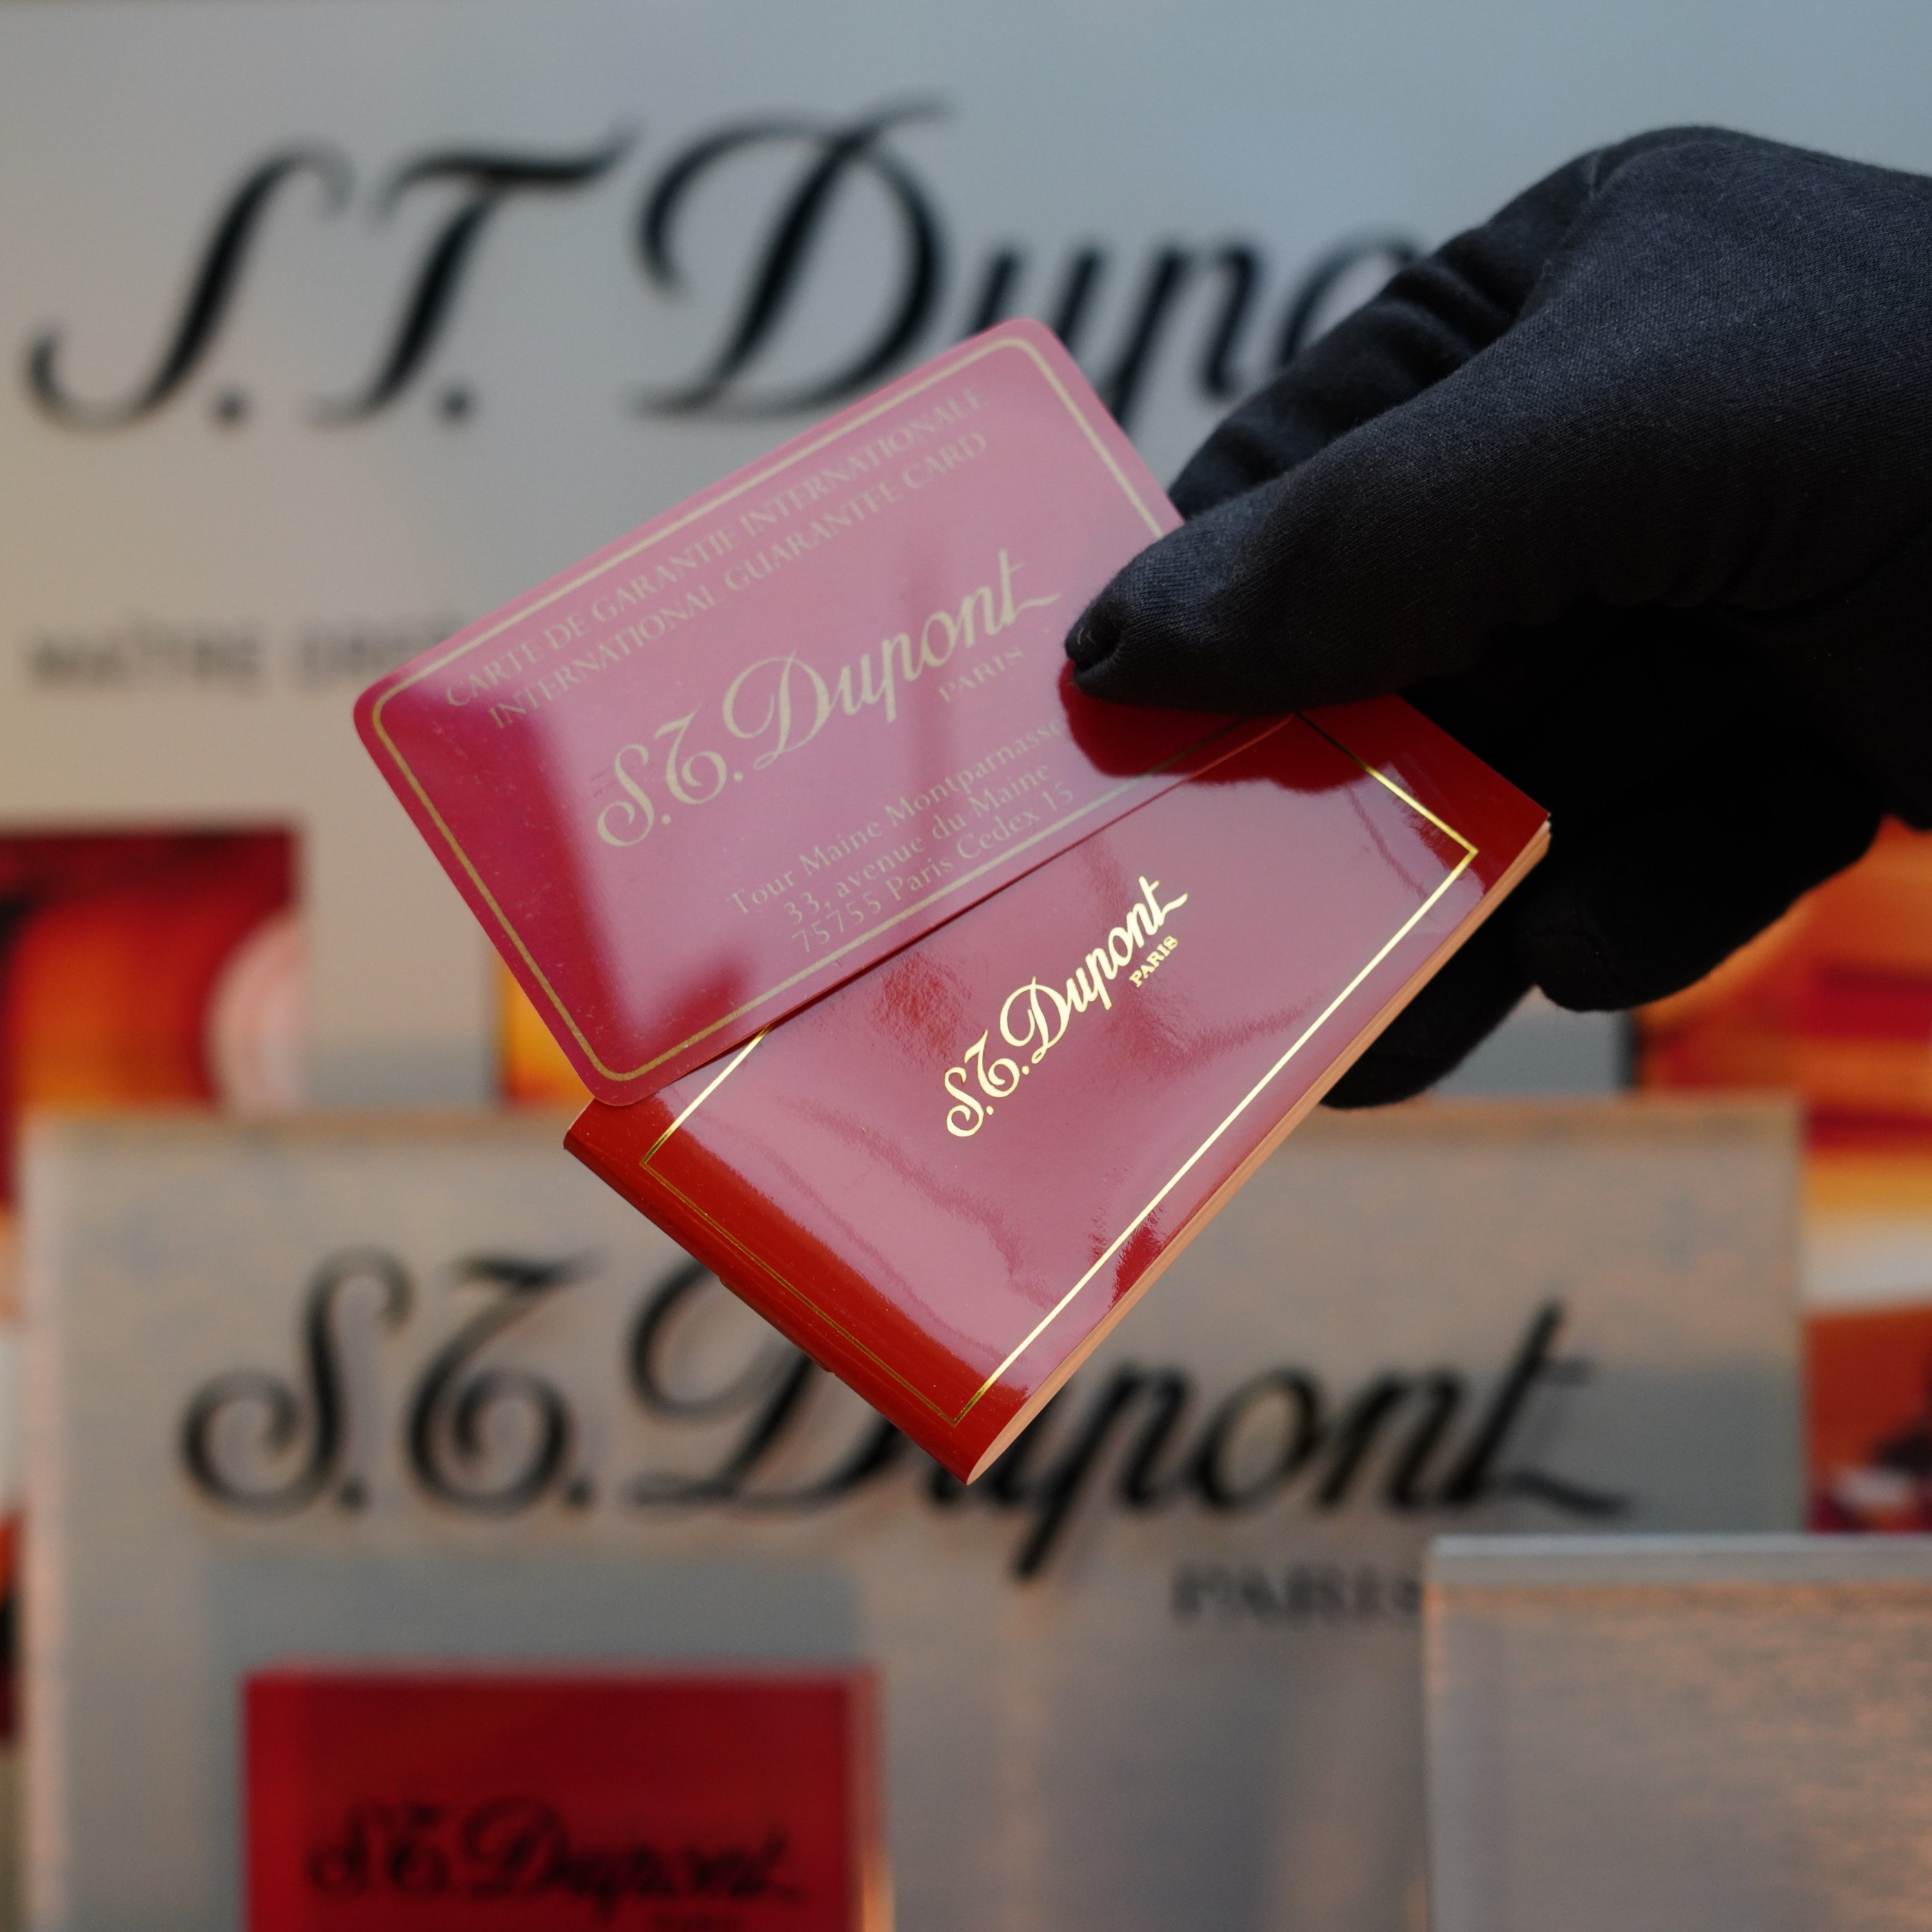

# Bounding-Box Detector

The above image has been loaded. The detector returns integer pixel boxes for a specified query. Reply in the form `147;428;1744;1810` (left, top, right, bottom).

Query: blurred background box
244;1667;884;1931
1802;1157;1932;1532
25;1098;1794;1932
1425;1535;1932;1932
1637;816;1932;1537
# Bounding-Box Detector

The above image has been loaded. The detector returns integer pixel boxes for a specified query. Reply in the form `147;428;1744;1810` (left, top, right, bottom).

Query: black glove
1065;126;1932;1105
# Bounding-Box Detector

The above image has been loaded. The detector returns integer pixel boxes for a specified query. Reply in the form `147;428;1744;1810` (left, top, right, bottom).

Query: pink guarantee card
357;320;1245;1103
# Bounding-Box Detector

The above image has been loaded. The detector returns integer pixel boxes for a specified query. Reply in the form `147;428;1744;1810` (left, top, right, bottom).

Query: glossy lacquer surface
357;320;1257;1103
568;700;1549;1480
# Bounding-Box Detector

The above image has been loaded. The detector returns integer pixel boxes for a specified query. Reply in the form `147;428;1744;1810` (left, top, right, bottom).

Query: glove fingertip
1323;1047;1450;1110
1063;594;1121;677
1323;915;1533;1108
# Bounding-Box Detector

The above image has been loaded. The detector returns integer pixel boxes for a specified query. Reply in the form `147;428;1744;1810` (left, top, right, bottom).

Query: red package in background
246;1668;885;1932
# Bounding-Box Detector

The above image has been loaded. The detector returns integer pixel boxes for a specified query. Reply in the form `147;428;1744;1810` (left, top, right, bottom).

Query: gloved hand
1065;127;1932;1105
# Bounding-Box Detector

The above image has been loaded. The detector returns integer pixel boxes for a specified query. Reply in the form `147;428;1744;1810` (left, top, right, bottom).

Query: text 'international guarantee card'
246;1669;883;1931
357;321;1254;1103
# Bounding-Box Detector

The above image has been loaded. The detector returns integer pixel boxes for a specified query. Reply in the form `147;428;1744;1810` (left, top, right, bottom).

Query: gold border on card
369;333;1208;1087
638;719;1480;1429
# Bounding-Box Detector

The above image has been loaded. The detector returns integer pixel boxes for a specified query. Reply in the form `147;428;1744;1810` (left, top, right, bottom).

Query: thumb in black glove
1065;127;1931;1105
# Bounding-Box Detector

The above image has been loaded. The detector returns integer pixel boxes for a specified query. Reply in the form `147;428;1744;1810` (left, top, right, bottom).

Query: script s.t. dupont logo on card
245;1670;883;1932
355;320;1257;1105
941;874;1189;1139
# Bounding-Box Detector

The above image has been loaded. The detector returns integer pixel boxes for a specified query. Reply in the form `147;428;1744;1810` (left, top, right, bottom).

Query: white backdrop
3;0;1930;1103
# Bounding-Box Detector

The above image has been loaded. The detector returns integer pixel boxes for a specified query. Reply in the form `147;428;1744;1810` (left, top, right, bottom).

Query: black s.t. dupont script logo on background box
24;104;1419;437
179;1250;1626;1582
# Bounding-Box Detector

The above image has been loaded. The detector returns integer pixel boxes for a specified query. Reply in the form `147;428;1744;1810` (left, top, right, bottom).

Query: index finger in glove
1167;131;1624;516
1069;128;1826;713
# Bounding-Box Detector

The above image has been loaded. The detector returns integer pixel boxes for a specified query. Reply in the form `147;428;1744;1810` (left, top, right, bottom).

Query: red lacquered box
569;702;1546;1480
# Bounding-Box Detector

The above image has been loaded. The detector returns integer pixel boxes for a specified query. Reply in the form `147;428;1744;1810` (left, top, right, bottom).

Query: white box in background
1426;1535;1932;1932
25;1100;1797;1932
